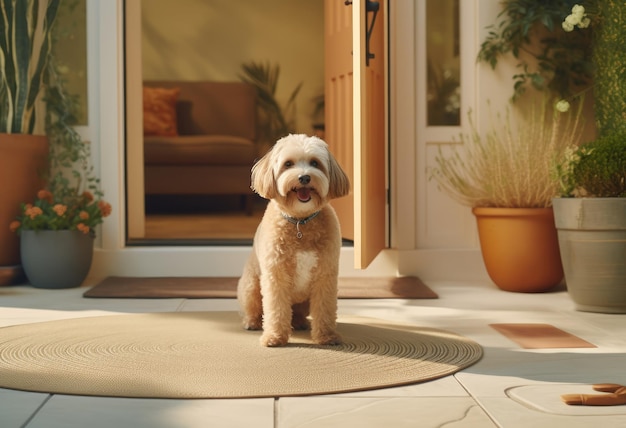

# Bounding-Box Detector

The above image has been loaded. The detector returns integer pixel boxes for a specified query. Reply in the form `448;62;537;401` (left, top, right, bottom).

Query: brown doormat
0;312;481;398
83;276;437;299
490;323;596;349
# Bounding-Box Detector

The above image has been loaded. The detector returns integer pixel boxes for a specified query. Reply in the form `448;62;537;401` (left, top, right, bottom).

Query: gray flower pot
20;230;94;289
552;198;626;313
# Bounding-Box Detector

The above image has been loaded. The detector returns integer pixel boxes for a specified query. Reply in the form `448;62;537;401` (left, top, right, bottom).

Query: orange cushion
143;87;180;136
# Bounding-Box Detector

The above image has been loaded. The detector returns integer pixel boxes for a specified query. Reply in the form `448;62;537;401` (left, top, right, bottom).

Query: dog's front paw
260;332;289;347
314;332;342;346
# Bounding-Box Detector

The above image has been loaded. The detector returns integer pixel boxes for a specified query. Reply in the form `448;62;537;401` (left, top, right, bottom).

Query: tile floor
1;279;625;427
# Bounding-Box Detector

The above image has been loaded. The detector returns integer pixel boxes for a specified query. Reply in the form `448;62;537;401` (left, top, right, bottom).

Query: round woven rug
0;312;482;398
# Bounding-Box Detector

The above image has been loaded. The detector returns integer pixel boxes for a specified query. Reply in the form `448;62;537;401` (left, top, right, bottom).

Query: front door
324;0;387;269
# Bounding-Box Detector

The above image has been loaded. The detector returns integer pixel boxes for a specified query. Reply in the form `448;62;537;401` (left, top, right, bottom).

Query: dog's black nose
299;175;311;185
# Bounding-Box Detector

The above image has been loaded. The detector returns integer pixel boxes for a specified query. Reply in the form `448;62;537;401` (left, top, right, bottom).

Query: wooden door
325;0;387;268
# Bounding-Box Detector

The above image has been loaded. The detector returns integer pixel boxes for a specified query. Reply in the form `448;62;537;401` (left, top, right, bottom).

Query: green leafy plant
552;2;626;198
478;0;595;101
0;0;61;134
239;61;303;144
430;97;584;208
555;131;626;197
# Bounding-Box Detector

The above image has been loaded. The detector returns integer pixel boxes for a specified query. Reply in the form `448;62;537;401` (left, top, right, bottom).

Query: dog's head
251;134;350;217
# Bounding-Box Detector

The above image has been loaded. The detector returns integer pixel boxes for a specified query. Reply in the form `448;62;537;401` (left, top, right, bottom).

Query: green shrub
572;132;626;197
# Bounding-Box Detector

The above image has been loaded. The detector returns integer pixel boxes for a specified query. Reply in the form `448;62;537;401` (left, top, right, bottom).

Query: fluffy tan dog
237;134;350;347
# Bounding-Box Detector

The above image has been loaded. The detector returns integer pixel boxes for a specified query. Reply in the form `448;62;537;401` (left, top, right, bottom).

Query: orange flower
53;204;67;216
37;190;53;203
82;191;94;202
9;221;20;232
79;211;90;220
98;201;112;217
25;206;43;219
77;223;90;234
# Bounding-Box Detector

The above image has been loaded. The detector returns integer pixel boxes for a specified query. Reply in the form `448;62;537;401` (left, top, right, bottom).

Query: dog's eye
310;160;319;168
284;161;293;168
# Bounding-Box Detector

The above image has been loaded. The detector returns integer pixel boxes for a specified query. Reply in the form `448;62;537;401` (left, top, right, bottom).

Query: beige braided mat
0;312;481;398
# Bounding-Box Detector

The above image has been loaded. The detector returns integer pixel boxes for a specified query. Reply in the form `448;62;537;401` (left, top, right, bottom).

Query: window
426;0;460;126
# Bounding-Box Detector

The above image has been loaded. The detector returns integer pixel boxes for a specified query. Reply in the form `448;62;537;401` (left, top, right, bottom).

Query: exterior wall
89;0;513;281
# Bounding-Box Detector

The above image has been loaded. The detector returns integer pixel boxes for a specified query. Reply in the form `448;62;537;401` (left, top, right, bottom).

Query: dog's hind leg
237;256;263;330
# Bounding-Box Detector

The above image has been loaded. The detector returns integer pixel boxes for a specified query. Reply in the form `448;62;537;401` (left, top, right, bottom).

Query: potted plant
430;97;584;292
0;0;61;283
552;133;626;312
8;62;112;289
551;2;626;313
5;0;112;289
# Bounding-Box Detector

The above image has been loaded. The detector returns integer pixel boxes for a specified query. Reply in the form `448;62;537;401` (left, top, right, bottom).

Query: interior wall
141;0;325;136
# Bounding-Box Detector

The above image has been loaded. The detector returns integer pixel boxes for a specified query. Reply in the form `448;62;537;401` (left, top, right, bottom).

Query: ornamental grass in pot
430;97;584;292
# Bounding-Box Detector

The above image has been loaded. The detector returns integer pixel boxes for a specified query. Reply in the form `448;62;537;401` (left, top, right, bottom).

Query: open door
325;0;387;269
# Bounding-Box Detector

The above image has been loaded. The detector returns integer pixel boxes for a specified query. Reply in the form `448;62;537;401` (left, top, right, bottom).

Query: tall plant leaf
0;0;60;134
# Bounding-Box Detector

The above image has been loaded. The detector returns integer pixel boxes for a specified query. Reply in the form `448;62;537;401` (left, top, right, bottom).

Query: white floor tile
277;397;496;428
0;389;49;428
26;395;274;428
478;397;626;428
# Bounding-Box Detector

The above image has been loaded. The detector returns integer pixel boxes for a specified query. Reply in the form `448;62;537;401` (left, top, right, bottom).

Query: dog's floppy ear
251;149;277;199
327;152;350;199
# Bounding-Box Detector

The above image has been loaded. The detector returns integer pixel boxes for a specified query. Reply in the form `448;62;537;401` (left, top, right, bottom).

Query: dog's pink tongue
297;188;311;202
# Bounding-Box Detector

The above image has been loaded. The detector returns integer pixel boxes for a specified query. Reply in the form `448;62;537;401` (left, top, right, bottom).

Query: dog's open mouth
293;187;313;203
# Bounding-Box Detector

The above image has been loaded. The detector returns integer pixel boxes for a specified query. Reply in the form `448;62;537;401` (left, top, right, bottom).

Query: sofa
142;80;258;214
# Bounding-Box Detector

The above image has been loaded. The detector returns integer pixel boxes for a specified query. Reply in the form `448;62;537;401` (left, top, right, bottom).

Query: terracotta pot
473;207;564;293
0;134;48;282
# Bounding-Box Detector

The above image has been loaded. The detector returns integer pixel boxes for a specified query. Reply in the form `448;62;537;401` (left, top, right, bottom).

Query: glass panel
426;0;460;126
53;0;88;125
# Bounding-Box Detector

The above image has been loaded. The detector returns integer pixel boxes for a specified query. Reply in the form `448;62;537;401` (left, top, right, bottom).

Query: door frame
90;0;417;278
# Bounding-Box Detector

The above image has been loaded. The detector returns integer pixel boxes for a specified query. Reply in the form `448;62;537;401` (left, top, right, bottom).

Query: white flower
572;5;585;17
562;5;589;32
578;17;591;28
555;100;570;113
565;13;581;26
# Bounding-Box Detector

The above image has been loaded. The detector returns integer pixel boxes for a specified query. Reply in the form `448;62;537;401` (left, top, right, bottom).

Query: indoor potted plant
238;61;303;150
430;97;584;292
551;2;626;313
0;0;61;283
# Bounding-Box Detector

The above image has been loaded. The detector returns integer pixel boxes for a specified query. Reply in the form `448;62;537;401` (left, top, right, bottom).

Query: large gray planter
552;198;626;313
